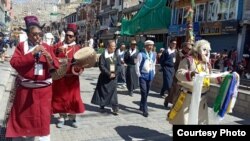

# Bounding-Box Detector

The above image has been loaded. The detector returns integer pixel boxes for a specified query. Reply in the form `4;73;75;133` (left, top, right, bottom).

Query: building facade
239;0;250;61
0;0;5;31
169;0;243;53
76;0;100;45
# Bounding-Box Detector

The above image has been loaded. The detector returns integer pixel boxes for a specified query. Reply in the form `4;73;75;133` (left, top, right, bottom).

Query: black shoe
100;106;106;113
112;108;119;116
128;91;133;97
71;119;78;128
164;102;169;108
143;112;148;117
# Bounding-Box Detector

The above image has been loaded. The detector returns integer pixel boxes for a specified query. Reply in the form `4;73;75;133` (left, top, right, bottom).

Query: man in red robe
6;16;59;141
52;23;85;128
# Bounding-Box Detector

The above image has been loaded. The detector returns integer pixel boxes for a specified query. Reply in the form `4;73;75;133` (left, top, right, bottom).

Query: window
110;0;115;6
102;0;107;10
207;1;217;21
228;0;238;20
218;0;229;20
195;4;206;22
175;8;185;24
207;0;238;21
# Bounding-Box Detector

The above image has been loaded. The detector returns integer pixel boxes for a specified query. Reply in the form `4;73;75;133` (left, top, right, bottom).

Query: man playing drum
52;23;85;128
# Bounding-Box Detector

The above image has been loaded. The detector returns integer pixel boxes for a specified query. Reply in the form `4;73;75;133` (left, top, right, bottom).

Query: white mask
199;45;211;63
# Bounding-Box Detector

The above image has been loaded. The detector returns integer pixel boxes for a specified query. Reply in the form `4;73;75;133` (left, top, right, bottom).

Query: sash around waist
18;75;52;88
181;88;207;96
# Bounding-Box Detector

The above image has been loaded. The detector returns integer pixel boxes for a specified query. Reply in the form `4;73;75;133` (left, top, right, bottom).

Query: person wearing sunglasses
5;16;59;141
52;23;85;128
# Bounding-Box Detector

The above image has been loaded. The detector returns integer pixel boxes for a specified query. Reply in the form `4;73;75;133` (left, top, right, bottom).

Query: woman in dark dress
91;40;121;115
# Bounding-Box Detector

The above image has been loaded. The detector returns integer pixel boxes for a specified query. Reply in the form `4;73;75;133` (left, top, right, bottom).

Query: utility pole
185;0;195;44
85;5;89;46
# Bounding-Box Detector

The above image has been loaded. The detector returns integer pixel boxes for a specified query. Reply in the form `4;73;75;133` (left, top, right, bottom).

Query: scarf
218;72;238;118
213;75;232;113
129;48;137;56
63;41;76;48
104;49;114;59
194;59;210;87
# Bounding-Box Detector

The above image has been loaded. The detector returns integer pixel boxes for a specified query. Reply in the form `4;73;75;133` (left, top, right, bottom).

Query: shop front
201;20;239;53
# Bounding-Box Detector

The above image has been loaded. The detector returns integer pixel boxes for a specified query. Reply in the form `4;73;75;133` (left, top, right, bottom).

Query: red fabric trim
186;71;191;81
217;77;222;84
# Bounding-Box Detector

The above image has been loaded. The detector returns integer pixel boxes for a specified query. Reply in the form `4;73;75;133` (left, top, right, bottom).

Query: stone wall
151;65;250;118
151;65;163;93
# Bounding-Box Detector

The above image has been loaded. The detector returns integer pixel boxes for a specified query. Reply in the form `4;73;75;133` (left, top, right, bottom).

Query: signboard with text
168;25;179;36
179;22;200;36
82;0;92;4
200;20;238;35
221;20;238;34
200;22;222;35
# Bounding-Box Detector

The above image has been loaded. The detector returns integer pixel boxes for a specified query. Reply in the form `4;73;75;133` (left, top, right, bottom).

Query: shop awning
121;0;171;36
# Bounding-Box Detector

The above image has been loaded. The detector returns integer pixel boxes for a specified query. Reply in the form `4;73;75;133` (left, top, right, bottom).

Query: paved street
48;67;250;141
0;49;250;141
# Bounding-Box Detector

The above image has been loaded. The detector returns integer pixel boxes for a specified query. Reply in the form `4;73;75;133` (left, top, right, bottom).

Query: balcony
112;5;122;11
102;5;112;12
122;3;142;14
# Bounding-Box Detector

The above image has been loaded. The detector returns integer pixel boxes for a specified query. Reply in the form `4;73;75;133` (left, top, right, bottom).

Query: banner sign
221;20;238;34
82;0;92;4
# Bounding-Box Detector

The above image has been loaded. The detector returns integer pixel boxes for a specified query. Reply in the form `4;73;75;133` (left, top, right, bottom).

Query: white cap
144;40;154;45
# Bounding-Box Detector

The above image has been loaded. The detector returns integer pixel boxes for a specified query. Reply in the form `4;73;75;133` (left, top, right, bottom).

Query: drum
51;58;68;80
73;47;97;68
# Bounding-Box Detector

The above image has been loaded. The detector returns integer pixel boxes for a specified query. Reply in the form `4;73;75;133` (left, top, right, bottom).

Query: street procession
0;0;250;141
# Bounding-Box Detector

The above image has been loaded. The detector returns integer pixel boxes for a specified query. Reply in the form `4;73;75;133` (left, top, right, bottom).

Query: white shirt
89;38;94;48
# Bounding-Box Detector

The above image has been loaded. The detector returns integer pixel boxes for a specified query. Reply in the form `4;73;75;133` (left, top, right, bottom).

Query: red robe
52;42;85;114
6;42;59;137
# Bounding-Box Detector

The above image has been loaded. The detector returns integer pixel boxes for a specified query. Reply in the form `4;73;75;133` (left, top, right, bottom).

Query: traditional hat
144;40;154;45
22;16;45;31
65;23;78;34
131;40;137;44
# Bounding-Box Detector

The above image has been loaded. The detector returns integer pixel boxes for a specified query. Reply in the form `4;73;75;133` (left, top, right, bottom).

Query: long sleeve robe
91;52;121;106
51;42;85;114
6;42;59;137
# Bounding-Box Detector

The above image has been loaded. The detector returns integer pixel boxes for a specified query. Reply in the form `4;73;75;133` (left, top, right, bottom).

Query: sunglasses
31;32;43;37
66;34;74;38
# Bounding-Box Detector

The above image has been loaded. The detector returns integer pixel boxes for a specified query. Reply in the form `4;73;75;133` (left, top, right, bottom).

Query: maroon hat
23;16;45;29
20;16;45;32
66;23;77;34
